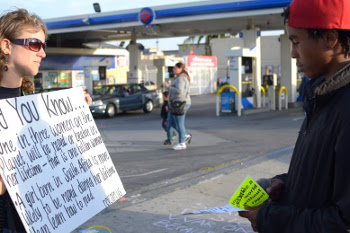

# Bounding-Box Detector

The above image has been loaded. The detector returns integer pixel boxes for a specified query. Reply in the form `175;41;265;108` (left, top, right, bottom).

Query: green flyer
229;176;269;210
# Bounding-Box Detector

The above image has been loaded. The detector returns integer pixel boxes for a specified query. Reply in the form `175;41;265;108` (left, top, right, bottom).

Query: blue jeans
167;104;190;143
184;104;191;130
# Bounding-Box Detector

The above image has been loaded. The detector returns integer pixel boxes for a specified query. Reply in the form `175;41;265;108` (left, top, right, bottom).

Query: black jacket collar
302;62;350;111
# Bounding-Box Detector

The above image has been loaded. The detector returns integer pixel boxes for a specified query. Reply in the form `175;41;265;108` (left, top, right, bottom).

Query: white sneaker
172;143;186;150
184;134;192;144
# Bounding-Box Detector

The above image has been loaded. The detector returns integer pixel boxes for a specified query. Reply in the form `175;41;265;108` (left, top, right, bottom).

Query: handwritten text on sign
0;88;125;233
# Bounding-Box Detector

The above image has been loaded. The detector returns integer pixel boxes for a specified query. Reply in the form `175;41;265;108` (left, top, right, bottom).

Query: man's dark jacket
257;63;350;233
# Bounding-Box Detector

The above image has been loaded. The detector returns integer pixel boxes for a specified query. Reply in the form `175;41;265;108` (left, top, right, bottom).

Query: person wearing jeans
165;62;191;150
167;104;191;148
183;103;192;143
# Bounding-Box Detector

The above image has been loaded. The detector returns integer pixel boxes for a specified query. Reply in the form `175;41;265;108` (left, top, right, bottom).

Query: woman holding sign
0;8;91;232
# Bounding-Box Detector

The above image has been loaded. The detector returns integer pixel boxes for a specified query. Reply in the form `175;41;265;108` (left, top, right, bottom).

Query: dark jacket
161;100;169;119
0;87;26;232
257;63;350;233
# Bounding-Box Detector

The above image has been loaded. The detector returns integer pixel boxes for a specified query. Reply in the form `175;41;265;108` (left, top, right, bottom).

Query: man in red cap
239;0;350;232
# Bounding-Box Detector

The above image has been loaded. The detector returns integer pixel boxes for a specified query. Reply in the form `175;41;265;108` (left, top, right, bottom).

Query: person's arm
82;86;92;106
169;77;186;96
0;159;6;195
163;82;169;89
239;175;285;231
242;167;350;233
169;82;180;95
257;175;285;201
257;118;350;232
272;173;287;183
257;201;350;232
0;175;6;195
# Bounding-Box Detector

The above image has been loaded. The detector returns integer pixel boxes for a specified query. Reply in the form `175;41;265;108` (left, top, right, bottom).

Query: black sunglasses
11;38;47;52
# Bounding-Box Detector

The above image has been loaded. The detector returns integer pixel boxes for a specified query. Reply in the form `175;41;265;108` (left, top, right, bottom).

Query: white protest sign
0;87;125;233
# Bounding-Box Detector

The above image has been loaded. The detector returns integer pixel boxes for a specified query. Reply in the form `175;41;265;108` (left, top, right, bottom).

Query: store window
44;71;70;89
34;73;43;93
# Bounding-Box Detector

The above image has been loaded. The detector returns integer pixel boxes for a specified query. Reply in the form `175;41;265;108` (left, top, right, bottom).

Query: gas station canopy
45;0;292;48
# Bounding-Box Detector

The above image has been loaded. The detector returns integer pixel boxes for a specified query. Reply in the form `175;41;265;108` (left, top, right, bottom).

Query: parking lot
93;93;304;193
75;93;304;233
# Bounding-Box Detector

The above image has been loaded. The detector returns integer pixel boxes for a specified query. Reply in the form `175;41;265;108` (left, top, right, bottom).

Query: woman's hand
82;86;92;106
163;82;169;88
0;176;6;195
0;163;6;195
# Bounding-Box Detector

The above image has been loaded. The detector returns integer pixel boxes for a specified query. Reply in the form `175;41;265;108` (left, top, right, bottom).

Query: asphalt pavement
74;94;304;233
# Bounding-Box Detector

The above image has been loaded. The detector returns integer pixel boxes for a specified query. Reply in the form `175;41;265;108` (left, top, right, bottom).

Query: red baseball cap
288;0;350;29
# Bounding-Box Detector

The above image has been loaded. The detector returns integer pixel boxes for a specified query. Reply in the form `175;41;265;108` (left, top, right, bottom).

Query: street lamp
93;3;101;13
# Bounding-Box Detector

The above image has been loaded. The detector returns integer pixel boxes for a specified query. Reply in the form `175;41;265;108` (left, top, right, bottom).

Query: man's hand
266;178;284;201
82;86;92;106
238;206;260;232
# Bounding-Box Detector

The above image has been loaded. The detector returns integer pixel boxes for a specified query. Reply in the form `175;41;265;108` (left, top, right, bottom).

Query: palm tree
181;33;233;56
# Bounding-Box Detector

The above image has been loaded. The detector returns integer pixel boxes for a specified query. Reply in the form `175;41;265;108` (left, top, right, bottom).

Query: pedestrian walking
239;0;350;232
164;62;192;150
161;91;177;145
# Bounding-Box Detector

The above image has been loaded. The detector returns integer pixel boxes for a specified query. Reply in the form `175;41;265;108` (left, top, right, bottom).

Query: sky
2;0;209;51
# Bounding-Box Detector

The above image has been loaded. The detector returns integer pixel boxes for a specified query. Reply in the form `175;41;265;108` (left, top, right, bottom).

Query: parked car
89;83;160;118
141;81;157;91
39;87;70;93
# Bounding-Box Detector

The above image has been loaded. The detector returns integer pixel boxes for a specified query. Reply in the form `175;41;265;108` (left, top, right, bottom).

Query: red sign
139;8;154;25
186;55;217;67
117;56;128;66
141;10;151;23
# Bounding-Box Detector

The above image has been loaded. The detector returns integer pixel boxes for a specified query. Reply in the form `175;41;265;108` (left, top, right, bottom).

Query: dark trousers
162;118;168;132
3;229;26;233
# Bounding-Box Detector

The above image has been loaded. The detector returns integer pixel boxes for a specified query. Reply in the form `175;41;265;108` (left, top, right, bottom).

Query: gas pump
266;74;277;110
241;57;254;98
79;57;111;94
224;47;259;116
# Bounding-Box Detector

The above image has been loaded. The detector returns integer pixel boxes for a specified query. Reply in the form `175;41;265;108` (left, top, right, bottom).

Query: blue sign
139;8;154;25
241;97;253;108
221;92;235;112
